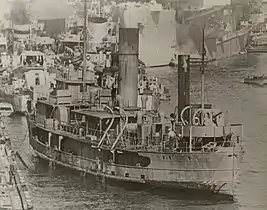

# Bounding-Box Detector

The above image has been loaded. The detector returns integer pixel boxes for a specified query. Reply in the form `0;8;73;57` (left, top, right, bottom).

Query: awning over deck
72;109;137;119
72;109;120;119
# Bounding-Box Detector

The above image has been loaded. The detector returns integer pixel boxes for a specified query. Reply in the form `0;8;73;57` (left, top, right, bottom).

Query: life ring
180;106;191;125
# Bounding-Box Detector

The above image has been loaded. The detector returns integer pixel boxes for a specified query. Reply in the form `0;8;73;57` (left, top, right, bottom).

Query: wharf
0;139;33;210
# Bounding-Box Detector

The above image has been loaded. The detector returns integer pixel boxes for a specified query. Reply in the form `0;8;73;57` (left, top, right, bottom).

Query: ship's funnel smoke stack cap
118;27;139;108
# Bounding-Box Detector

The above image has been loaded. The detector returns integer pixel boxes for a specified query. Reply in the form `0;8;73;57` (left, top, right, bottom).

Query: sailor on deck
167;128;176;151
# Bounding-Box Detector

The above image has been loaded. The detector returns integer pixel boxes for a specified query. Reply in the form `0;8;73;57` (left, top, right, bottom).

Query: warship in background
104;0;255;68
60;0;171;101
246;16;267;53
8;0;257;68
0;0;57;114
170;0;264;67
0;50;56;114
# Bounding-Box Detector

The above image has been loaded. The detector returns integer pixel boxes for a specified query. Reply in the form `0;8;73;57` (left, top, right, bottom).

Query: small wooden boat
244;75;267;87
0;102;13;117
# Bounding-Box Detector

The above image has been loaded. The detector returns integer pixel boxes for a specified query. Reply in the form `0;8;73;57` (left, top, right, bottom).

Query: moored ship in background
110;0;258;68
0;0;58;114
24;0;256;68
170;0;265;67
246;22;267;53
0;50;56;114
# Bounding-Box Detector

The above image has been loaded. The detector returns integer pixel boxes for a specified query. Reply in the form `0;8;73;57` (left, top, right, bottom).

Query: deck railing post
53;118;55;130
48;132;51;147
59;136;63;151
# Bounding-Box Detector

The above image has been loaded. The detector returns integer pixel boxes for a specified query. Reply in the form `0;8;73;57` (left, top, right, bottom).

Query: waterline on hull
32;147;236;200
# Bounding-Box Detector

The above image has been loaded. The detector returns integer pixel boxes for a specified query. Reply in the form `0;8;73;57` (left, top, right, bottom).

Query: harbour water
5;53;267;210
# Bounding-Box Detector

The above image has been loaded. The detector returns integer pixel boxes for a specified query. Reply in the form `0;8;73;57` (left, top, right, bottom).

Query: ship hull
29;119;243;199
171;29;249;67
117;5;250;67
244;77;267;87
246;47;267;53
213;30;249;60
33;149;235;200
0;89;29;114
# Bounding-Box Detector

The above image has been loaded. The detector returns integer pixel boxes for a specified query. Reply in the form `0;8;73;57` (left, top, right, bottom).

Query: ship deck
0;144;32;210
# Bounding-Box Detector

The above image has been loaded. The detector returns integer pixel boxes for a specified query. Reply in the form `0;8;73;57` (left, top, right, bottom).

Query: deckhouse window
35;76;40;85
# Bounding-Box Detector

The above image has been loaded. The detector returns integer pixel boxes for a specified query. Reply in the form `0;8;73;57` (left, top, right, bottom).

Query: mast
200;27;205;124
82;0;87;102
28;0;31;46
177;55;190;122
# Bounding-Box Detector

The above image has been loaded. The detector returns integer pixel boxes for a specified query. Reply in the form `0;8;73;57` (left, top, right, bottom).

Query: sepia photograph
0;0;265;209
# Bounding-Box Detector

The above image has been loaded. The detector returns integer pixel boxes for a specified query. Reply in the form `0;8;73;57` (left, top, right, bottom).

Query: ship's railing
118;124;244;152
229;123;244;145
70;92;98;104
180;124;243;141
56;66;96;83
33;113;243;152
119;133;197;152
56;68;81;81
34;115;105;142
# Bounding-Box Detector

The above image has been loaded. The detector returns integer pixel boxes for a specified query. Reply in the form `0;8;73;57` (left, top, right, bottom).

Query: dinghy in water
0;102;13;117
244;75;267;87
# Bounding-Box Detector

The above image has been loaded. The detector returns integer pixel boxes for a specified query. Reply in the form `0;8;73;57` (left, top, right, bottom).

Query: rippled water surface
5;54;267;209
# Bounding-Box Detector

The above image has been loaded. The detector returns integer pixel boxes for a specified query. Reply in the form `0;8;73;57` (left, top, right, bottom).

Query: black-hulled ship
27;23;244;198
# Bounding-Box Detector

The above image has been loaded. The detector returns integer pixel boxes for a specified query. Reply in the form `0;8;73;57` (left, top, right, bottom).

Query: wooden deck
0;143;33;210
